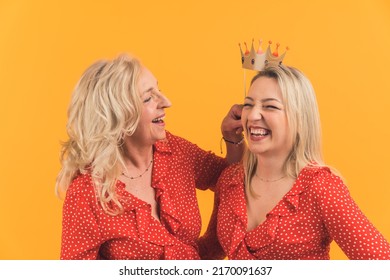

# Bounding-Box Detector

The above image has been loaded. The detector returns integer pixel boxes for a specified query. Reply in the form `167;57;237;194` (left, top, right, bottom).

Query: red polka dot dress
60;132;227;260
215;164;390;259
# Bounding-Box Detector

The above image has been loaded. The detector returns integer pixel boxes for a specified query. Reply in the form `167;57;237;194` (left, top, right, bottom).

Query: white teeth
152;116;164;123
250;128;269;136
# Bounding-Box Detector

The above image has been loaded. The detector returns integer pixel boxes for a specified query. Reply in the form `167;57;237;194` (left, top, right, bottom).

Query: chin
248;143;266;154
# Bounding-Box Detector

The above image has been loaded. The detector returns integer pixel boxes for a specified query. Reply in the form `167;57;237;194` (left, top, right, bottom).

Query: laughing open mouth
152;116;165;123
250;127;270;136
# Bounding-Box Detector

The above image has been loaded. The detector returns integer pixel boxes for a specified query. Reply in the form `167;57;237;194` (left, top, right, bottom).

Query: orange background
1;0;389;259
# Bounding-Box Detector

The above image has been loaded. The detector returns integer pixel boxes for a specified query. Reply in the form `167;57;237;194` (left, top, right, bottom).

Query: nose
157;91;172;109
247;105;262;121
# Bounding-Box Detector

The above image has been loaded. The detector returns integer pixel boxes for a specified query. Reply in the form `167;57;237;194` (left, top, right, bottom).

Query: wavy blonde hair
56;54;142;215
244;64;325;197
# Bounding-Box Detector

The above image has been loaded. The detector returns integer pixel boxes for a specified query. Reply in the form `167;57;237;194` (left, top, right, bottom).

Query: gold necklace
256;173;286;182
122;159;153;180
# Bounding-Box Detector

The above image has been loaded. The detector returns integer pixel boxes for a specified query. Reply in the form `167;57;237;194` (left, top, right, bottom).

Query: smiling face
242;76;293;159
130;66;172;145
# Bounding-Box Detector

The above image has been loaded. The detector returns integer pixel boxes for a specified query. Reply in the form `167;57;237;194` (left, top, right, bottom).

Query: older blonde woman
57;54;244;260
206;64;390;259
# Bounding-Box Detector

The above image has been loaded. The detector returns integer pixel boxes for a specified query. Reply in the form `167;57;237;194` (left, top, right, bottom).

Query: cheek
141;106;154;121
241;111;249;126
272;117;289;138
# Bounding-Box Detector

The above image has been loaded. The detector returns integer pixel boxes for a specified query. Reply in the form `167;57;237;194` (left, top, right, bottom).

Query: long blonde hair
56;54;142;215
244;65;324;197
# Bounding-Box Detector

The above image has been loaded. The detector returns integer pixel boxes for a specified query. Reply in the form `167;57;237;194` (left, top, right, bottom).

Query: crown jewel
239;39;288;71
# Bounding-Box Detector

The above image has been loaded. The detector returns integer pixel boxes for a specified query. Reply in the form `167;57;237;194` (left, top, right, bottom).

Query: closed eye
143;96;152;103
263;105;281;110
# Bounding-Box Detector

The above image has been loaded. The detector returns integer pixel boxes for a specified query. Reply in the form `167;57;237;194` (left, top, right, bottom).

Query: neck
255;154;287;180
122;138;154;169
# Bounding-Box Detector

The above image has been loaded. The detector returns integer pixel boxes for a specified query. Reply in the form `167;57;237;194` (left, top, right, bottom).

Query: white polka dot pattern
215;164;390;260
60;132;228;260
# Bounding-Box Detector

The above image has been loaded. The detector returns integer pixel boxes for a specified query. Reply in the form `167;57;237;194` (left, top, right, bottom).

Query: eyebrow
142;87;154;94
142;82;159;95
244;96;283;103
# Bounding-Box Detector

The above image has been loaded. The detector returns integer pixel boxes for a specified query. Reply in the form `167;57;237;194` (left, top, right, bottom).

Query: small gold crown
239;39;288;71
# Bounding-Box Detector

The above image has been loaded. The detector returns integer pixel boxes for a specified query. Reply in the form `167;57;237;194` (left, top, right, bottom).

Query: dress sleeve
174;135;228;191
60;176;104;260
314;172;390;259
194;151;228;191
197;176;226;260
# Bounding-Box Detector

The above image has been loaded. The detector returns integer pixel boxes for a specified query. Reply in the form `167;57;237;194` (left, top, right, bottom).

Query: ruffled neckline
223;164;329;257
113;133;197;258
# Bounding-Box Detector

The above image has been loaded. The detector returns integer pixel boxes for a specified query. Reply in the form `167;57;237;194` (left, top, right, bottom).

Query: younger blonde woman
205;64;390;259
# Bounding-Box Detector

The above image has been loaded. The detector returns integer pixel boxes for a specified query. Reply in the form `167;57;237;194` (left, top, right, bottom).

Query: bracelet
222;136;245;145
220;136;245;154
